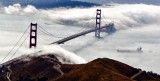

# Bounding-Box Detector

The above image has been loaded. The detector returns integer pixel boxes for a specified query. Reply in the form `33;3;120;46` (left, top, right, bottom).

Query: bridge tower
29;23;37;48
95;9;101;38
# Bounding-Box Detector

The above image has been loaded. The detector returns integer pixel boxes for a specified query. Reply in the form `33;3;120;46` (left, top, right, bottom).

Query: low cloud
1;3;160;73
1;4;160;30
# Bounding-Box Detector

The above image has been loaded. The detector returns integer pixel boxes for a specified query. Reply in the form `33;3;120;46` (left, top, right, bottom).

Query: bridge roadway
51;23;113;44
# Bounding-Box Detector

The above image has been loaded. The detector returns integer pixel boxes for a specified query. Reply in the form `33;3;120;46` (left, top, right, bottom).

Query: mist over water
0;3;160;73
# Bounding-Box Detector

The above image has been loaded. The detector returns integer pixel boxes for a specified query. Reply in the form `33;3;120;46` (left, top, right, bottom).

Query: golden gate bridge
0;9;116;64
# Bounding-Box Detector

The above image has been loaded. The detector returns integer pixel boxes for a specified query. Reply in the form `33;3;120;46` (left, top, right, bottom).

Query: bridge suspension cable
37;10;97;40
0;9;115;64
77;11;97;33
51;9;116;44
102;13;114;24
101;13;121;30
8;33;29;61
0;25;30;64
37;24;65;38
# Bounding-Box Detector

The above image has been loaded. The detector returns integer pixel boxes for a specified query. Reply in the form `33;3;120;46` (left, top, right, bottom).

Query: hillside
0;53;159;81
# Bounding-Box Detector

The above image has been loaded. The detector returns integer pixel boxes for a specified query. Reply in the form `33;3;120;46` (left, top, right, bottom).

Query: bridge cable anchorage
37;24;65;38
0;25;30;64
8;33;29;61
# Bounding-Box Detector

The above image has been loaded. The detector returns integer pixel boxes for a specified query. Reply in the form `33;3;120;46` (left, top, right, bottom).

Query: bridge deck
51;24;113;44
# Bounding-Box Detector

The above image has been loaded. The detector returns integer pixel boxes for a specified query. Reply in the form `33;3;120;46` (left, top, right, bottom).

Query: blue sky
1;0;160;5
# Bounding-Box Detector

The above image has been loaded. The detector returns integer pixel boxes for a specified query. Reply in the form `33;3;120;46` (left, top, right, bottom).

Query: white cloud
2;3;160;30
40;44;86;64
23;5;38;15
3;3;38;15
1;3;160;73
4;3;22;15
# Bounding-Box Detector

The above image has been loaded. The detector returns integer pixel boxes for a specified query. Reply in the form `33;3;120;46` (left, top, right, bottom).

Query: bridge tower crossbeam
29;23;37;48
95;9;101;38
